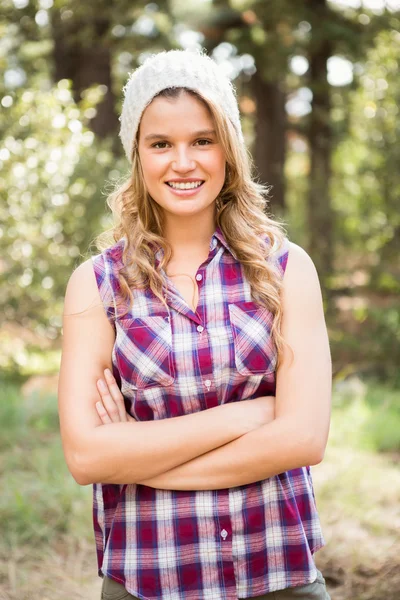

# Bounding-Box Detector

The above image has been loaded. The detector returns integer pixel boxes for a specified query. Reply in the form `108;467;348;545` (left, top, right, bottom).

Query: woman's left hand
95;368;137;424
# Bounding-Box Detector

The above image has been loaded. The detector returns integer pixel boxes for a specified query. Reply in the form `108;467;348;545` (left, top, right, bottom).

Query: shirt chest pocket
115;315;175;389
228;301;277;376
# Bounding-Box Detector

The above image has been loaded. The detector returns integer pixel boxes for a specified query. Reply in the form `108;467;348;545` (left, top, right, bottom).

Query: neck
162;214;217;256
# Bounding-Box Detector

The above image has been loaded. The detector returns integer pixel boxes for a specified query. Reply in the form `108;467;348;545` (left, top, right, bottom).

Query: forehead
139;92;213;132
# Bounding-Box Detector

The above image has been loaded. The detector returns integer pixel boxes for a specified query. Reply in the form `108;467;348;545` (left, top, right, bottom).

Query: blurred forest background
0;0;399;599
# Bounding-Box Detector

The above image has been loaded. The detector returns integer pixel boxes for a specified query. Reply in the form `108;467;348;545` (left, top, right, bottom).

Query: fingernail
105;368;112;378
98;379;106;389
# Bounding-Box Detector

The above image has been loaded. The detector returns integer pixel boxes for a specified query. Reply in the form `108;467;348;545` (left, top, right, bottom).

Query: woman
58;49;332;600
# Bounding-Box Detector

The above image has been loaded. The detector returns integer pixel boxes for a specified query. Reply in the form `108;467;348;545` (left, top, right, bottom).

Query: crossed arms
58;242;331;489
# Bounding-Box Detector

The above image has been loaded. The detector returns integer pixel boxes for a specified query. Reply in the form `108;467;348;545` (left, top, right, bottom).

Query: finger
96;378;121;423
95;401;112;425
104;369;129;422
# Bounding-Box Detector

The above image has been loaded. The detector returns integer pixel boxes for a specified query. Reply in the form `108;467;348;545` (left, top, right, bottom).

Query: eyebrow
144;129;217;142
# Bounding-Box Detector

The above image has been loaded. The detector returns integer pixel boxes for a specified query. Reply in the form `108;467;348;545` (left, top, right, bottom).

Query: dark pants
101;569;331;599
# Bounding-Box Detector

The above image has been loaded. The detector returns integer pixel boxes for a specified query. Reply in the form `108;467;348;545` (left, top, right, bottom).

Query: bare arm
135;242;332;490
58;259;268;486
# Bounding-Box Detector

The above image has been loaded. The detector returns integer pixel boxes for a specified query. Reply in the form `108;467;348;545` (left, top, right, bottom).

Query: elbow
303;433;327;466
62;429;111;486
73;469;93;487
293;415;329;466
67;447;140;486
67;450;95;486
308;443;325;466
281;417;329;467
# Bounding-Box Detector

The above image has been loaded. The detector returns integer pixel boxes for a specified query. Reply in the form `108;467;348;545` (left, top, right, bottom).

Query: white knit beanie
119;48;245;163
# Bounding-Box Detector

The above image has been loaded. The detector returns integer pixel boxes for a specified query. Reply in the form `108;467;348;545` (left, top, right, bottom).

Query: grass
330;376;400;453
0;381;93;551
0;376;399;599
311;377;400;600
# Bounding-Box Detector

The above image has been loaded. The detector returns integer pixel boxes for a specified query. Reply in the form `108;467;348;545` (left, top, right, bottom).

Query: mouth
165;180;205;196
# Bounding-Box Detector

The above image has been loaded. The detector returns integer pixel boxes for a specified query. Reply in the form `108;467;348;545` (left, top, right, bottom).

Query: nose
172;145;196;173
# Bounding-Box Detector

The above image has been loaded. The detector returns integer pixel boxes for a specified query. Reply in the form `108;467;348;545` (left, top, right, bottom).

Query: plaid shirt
91;226;326;600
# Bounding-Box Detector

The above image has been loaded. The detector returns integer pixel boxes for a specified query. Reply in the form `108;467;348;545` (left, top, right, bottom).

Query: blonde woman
58;49;332;600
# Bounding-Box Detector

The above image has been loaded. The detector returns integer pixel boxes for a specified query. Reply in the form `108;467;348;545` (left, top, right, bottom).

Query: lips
164;180;205;196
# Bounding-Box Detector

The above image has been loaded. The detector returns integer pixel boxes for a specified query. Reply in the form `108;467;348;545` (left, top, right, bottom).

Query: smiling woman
58;48;332;600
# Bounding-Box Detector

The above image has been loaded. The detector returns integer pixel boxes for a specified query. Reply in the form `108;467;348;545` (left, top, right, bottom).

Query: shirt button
204;379;212;387
197;325;204;332
196;273;202;281
220;529;228;540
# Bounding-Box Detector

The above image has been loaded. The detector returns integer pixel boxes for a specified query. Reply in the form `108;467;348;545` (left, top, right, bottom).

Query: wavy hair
93;87;290;370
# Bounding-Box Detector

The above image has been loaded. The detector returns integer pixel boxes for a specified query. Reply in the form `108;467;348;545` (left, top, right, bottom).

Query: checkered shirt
90;226;326;600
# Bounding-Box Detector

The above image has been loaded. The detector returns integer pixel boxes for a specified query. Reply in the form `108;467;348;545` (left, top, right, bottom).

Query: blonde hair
93;87;290;370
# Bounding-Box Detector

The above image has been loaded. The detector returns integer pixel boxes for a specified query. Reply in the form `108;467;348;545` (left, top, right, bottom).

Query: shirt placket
155;235;239;597
165;269;219;410
216;490;237;599
161;239;220;410
194;280;219;409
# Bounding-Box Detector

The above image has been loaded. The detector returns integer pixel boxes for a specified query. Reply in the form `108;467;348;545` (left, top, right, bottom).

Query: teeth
168;181;203;190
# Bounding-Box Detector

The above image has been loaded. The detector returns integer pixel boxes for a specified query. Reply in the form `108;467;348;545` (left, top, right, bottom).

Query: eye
152;141;169;149
196;139;212;146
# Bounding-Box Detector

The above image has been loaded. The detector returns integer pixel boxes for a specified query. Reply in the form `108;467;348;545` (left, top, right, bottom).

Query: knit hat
119;48;244;163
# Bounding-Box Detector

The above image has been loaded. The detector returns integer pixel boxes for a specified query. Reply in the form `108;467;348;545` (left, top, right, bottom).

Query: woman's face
137;91;226;220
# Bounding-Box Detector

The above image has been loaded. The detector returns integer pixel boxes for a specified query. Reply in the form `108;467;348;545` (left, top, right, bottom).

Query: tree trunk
250;70;286;213
51;10;120;144
307;2;334;299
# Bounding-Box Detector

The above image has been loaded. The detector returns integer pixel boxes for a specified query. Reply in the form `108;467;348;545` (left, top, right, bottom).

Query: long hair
94;87;290;370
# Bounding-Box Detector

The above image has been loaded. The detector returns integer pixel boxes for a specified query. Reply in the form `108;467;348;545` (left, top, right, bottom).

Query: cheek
204;151;226;178
141;156;165;185
214;159;227;185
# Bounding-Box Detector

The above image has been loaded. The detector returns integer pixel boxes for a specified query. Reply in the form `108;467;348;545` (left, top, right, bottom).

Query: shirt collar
212;225;237;258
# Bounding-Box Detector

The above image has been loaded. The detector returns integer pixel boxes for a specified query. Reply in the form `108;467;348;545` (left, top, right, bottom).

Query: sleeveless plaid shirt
91;226;326;600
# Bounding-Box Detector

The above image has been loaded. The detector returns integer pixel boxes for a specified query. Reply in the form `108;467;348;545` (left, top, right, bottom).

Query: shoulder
263;235;318;286
285;241;319;282
283;241;324;316
64;258;100;317
64;239;125;317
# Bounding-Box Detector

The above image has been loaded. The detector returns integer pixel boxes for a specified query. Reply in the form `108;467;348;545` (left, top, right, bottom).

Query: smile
165;181;205;196
166;181;204;190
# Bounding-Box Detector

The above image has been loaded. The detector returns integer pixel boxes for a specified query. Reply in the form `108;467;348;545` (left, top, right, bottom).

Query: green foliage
366;306;400;382
0;380;93;549
332;29;400;261
2;440;92;546
0;79;126;330
361;381;400;453
0;77;128;379
332;377;400;453
329;303;400;384
327;29;400;382
0;381;25;451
